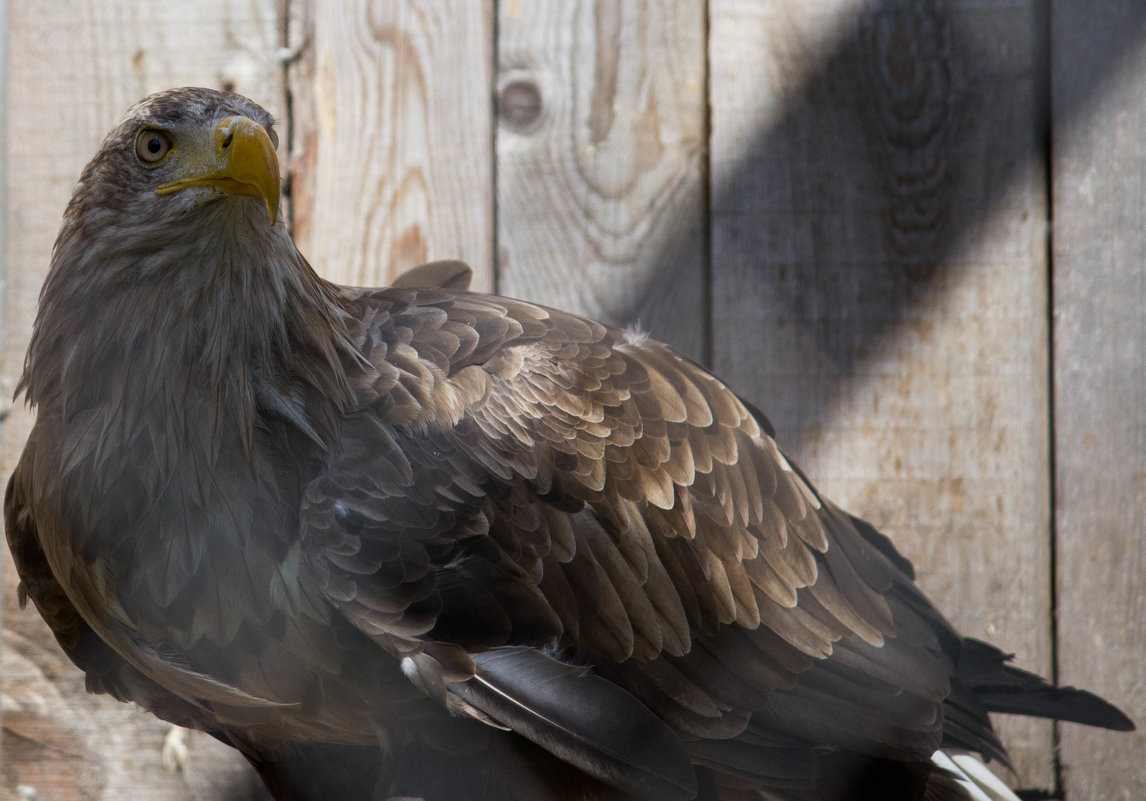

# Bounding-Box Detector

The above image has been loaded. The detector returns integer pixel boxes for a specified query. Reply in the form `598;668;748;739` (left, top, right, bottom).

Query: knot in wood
499;79;543;132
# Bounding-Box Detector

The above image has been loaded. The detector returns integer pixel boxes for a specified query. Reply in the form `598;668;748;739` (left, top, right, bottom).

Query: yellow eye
135;129;173;164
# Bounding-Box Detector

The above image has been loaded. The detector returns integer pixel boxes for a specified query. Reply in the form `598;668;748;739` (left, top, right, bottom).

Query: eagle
5;87;1132;801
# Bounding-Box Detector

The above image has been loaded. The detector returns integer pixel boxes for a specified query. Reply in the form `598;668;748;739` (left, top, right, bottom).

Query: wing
4;462;215;728
300;286;962;797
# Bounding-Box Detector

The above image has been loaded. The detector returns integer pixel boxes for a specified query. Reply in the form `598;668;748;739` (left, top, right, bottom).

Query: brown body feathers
6;88;1132;801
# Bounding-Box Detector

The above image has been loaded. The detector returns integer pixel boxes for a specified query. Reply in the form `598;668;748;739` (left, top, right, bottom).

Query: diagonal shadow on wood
644;1;1146;460
702;0;1043;450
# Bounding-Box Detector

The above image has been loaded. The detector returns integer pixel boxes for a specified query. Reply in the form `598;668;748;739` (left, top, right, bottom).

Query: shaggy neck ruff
23;195;356;462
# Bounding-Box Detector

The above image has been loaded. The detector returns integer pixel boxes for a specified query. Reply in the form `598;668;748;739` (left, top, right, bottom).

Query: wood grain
1052;3;1146;798
708;0;1055;788
495;0;708;360
1;1;284;798
287;0;495;291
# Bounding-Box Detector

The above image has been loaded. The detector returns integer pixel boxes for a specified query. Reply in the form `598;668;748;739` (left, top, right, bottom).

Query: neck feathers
22;204;355;462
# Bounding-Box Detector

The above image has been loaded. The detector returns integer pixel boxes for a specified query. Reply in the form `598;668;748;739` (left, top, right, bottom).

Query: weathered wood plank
287;0;495;291
3;630;267;801
709;0;1055;788
495;0;707;360
1;2;284;798
1052;3;1146;798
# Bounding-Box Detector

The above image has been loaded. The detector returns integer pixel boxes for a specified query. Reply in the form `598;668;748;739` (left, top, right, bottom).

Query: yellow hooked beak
155;116;280;224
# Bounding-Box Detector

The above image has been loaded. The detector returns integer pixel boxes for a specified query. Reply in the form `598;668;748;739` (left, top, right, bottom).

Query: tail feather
938;686;1013;770
931;750;1021;801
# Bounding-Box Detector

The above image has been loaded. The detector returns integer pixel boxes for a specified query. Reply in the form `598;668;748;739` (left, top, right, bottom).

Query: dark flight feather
954;638;1134;731
453;647;698;801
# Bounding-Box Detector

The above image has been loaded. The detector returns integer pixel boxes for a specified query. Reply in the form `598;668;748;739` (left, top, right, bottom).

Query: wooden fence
2;2;1142;799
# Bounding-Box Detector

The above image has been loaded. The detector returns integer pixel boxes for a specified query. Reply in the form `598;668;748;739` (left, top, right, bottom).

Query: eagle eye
135;129;173;165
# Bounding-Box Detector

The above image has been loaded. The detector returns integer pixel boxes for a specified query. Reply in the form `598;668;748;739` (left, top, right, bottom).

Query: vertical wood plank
1;0;12;782
2;2;284;798
1052;3;1146;798
495;0;708;360
709;0;1055;788
287;0;495;291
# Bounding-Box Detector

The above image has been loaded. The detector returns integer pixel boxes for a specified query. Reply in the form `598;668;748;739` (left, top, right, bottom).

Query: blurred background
1;1;1142;799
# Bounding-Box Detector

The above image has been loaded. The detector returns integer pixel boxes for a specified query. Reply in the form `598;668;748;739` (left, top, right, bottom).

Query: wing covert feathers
298;288;993;781
307;289;916;676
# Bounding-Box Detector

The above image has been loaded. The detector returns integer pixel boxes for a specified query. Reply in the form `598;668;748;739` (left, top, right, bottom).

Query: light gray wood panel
1052;3;1146;797
709;0;1054;788
287;0;495;290
495;0;707;359
1;2;284;798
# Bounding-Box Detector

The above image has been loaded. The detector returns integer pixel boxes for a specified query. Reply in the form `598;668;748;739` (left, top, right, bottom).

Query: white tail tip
931;750;1022;801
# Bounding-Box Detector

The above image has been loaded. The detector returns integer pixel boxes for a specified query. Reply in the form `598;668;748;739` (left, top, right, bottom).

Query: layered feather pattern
6;88;1133;801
